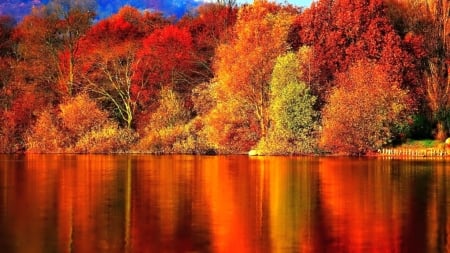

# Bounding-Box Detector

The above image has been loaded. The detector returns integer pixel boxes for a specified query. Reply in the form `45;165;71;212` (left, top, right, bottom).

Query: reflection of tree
401;167;432;253
268;157;319;252
317;158;404;252
437;166;448;253
130;155;213;252
2;156;450;252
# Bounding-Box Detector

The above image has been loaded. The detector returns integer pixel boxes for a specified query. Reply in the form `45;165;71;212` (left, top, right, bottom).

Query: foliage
73;122;136;153
78;6;170;128
407;114;433;140
1;0;448;154
1;91;42;152
26;94;136;153
133;25;194;104
59;93;108;138
321;61;413;154
295;0;418;106
13;13;63;103
179;3;238;84
208;1;296;152
135;88;194;153
26;110;64;153
256;52;319;155
203;92;260;153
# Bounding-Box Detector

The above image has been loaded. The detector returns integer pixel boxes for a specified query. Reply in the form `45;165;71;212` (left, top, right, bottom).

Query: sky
0;0;313;21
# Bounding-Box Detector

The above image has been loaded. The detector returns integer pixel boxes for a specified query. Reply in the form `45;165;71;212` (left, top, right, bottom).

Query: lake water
0;155;449;253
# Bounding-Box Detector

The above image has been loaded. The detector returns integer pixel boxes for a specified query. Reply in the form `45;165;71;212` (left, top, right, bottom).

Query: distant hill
0;0;203;21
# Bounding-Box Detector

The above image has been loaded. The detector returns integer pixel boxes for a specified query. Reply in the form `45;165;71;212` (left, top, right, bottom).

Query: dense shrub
73;122;137;153
26;111;64;153
59;93;109;138
135;88;200;153
321;61;413;154
27;94;136;153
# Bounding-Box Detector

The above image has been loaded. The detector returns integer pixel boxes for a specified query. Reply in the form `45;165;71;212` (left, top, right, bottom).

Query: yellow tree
210;0;296;151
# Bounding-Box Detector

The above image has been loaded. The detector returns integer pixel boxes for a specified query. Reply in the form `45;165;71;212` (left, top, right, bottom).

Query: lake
0;154;449;252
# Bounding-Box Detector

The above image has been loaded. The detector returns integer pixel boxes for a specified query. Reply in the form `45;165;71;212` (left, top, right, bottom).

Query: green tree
256;51;318;154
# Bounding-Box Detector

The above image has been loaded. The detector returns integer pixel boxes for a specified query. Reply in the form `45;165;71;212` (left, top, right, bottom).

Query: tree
78;6;169;128
59;93;109;139
133;25;194;102
26;110;63;153
135;87;191;153
209;1;296;152
0;15;15;103
13;12;63;104
45;0;96;96
256;51;318;154
1;90;41;152
178;3;238;85
321;60;413;154
295;0;417;106
385;0;450;140
421;0;450;140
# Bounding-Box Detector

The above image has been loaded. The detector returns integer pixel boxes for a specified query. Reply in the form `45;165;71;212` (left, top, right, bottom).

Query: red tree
132;25;194;106
294;0;418;105
76;6;170;128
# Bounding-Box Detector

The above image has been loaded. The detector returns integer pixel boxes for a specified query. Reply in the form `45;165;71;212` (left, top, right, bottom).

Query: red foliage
80;6;168;50
132;25;194;105
295;0;418;104
178;4;238;84
3;92;37;131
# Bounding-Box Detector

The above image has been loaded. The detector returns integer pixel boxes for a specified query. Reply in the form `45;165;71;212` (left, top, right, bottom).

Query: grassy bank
378;139;448;157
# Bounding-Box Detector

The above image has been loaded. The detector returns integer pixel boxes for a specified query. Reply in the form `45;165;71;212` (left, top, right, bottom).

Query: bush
26;111;64;153
26;94;136;153
73;122;136;153
321;61;413;154
135;88;209;154
59;93;108;138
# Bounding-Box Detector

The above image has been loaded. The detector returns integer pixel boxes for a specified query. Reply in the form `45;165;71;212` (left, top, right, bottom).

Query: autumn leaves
0;0;446;154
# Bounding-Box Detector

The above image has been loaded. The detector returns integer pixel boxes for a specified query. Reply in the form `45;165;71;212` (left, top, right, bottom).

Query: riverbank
377;139;450;157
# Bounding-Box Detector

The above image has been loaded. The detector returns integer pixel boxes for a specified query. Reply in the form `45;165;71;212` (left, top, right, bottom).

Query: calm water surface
0;155;449;253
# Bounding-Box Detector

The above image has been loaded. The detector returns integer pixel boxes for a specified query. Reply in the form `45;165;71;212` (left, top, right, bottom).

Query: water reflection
0;155;449;252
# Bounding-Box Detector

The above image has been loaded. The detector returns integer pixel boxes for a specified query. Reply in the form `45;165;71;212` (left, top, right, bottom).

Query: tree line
0;0;448;155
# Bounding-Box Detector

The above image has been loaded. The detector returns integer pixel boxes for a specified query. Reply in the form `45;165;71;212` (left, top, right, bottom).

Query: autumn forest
0;0;448;155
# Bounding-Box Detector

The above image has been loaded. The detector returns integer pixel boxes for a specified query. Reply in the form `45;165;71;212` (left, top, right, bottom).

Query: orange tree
321;60;413;154
206;1;297;152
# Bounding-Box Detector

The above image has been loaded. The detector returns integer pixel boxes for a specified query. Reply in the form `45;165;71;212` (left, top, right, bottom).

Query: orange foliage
179;4;238;84
209;1;296;151
321;61;413;154
59;93;108;138
26;111;63;153
13;14;63;101
1;91;42;152
204;101;260;153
